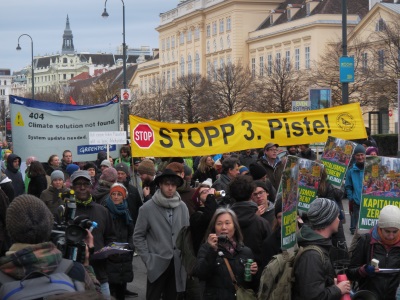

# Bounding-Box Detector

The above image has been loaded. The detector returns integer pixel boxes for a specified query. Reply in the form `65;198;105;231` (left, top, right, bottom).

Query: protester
347;205;400;299
137;159;157;202
249;162;277;202
27;161;48;198
293;198;350;299
95;151;108;170
130;157;143;201
239;149;257;169
114;146;132;167
5;153;25;197
214;153;230;174
345;144;365;235
39;170;69;217
192;207;258;299
0;189;10;256
297;144;317;161
60;150;73;172
92;167;118;206
257;143;285;190
238;165;249;175
212;157;239;205
71;170;117;298
366;147;378;156
100;160;112;173
45;154;61;176
251;180;275;225
286;146;298;156
191;156;218;186
83;161;100;191
133;169;189;300
0;194;99;293
105;183;135;300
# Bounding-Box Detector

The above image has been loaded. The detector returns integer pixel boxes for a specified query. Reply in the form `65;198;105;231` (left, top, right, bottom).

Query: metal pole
122;1;128;140
397;80;400;157
342;0;348;104
16;34;34;99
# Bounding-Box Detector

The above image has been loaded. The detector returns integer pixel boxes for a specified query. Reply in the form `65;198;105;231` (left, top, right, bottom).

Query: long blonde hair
198;156;213;173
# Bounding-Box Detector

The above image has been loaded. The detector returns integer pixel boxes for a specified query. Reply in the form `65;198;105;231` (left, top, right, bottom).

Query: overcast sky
0;1;175;72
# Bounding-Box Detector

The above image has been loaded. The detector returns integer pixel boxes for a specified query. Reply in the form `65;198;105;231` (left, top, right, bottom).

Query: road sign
339;56;355;83
121;89;131;101
133;123;155;149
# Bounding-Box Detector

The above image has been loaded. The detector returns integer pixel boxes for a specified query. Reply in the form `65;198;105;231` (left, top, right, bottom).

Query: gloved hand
360;264;376;277
349;200;354;214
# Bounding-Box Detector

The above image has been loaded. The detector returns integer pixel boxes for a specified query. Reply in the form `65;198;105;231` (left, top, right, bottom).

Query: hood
6;154;21;173
296;224;332;248
0;242;62;280
231;201;259;228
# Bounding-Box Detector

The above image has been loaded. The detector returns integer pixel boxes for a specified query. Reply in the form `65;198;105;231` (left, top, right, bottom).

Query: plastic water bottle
337;274;351;300
89;221;98;232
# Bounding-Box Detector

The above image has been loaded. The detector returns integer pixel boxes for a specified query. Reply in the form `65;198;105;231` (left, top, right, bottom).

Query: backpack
176;225;197;276
0;258;85;300
258;245;325;300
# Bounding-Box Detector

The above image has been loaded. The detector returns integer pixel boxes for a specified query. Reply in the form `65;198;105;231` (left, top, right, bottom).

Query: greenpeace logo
14;99;24;105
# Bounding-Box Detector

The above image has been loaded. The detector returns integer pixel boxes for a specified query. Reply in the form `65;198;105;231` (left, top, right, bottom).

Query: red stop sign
133;123;155;148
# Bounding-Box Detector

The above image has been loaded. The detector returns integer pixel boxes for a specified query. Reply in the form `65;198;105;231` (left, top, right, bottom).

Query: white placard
89;131;127;145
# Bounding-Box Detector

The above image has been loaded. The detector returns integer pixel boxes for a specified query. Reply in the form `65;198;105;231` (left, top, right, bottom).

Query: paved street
126;198;359;299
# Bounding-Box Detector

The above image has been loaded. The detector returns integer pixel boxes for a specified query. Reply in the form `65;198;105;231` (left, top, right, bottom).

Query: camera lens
65;225;87;243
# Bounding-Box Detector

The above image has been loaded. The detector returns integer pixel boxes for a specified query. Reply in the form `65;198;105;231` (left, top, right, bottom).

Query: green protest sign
297;158;323;212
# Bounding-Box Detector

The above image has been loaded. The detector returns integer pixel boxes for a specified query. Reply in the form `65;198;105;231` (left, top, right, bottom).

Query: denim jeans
100;282;111;300
350;203;360;233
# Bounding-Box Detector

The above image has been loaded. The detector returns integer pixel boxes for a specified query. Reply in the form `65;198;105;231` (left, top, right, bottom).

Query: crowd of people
0;136;399;300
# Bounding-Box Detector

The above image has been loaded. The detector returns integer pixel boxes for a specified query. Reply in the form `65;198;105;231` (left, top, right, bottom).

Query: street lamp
341;0;348;104
102;0;128;140
16;34;34;99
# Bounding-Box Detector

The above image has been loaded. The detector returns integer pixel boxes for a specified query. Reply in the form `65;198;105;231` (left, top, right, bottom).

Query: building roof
257;0;369;30
380;2;400;14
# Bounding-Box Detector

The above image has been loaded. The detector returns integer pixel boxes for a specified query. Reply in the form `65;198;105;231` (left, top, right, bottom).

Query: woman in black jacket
27;161;48;198
191;156;218;186
192;207;258;300
105;183;134;300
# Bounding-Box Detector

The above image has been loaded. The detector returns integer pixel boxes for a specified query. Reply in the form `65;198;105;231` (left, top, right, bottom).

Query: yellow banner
129;103;366;157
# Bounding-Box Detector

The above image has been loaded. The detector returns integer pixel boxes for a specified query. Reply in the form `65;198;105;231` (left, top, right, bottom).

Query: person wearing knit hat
251;180;276;226
1;194;97;292
238;165;249;175
83;162;99;191
40;170;69;217
66;163;79;177
92;167;118;206
365;146;378;156
261;193;283;269
100;159;111;174
347;205;400;299
345;143;366;235
109;182;128;200
293;198;349;299
249;162;267;181
138;159;157;202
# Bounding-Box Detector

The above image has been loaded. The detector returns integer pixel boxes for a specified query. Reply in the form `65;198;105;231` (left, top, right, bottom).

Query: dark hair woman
27;161;48;198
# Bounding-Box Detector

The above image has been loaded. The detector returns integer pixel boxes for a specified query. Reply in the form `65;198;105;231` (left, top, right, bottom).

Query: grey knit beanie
307;198;340;230
6;194;54;244
51;170;64;182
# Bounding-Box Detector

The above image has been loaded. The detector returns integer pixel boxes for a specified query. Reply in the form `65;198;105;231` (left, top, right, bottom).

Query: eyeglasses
268;148;278;152
252;190;267;197
73;182;91;188
200;189;210;195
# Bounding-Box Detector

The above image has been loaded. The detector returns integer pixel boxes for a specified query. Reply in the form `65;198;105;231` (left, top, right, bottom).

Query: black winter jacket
292;225;341;300
256;157;285;191
231;201;270;265
193;242;257;300
191;167;218;186
28;174;48;198
122;180;142;228
39;185;69;217
261;227;282;270
346;230;400;300
5;154;24;197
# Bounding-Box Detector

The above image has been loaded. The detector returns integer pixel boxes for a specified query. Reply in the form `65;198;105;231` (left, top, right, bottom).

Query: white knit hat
378;205;400;229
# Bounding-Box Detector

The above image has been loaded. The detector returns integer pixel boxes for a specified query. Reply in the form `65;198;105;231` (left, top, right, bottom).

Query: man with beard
133;169;189;300
345;144;365;235
257;143;285;191
130;157;143;200
137;159;156;202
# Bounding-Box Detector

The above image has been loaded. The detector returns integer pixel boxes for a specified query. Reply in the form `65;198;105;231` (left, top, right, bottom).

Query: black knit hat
115;162;130;176
254;180;270;193
6;194;54;244
249;163;267;180
307;198;340;230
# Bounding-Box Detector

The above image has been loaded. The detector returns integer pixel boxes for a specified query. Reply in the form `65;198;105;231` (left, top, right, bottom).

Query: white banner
9;95;121;162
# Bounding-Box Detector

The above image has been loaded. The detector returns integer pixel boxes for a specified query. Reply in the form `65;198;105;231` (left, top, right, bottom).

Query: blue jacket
345;164;364;205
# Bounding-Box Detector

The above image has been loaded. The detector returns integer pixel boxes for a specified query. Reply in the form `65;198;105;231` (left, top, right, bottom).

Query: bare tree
208;62;254;116
255;57;309;113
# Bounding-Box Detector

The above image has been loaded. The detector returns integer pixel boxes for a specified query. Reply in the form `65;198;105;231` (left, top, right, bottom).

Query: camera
217;235;229;244
51;190;96;264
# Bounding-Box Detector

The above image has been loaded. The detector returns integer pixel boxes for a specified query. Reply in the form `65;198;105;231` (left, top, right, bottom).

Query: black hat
249;163;267;180
154;168;184;187
254;180;270;193
6;195;54;244
115;162;130;176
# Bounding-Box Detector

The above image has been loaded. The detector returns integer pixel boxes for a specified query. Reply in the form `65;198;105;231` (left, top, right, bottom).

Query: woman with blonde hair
191;156;217;186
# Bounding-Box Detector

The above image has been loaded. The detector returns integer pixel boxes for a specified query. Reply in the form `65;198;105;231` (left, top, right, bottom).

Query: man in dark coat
212;157;239;205
293;198;350;300
257;143;285;191
230;175;270;265
297;144;317;161
5;153;24;197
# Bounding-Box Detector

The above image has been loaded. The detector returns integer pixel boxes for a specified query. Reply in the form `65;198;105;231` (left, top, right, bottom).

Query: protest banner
297;158;323;212
358;156;400;230
130;103;366;157
280;156;299;250
9;95;120;162
321;136;356;188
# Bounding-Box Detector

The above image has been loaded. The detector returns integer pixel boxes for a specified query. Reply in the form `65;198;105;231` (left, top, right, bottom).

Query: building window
227;17;231;31
171;36;175;48
378;49;385;71
207;24;211;37
172;69;176;87
63;74;67;79
188;54;193;74
162;39;165;50
295;48;300;71
267;54;272;75
376;18;386;32
220;58;225;68
166;38;170;50
305;46;310;69
285;50;290;71
167;70;171;88
213;59;218;80
195;27;200;40
195;53;200;74
227;35;231;48
213;22;217;35
220;37;224;50
180;32;184;45
276;52;281;72
219;19;224;33
251;58;256;77
213;39;217;52
362;52;368;71
260;56;264;76
207;41;210;54
187;30;192;42
180;56;185;76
